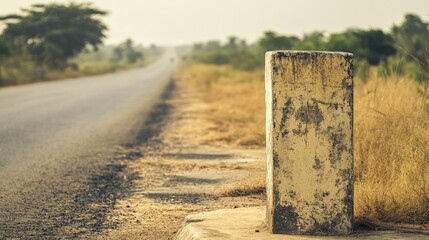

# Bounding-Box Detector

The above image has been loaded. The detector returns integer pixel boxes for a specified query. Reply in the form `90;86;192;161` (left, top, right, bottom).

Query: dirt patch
87;74;266;239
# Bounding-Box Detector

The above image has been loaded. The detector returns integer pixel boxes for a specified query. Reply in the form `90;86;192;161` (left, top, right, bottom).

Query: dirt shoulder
88;63;429;239
89;69;266;239
90;62;429;239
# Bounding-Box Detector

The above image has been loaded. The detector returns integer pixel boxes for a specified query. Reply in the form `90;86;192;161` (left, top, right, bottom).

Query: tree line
0;3;155;86
190;14;429;82
0;3;107;69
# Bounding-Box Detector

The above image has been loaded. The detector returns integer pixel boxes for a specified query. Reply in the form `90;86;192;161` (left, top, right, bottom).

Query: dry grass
215;176;266;197
176;63;265;148
354;76;429;224
0;57;153;87
177;63;429;224
137;158;246;171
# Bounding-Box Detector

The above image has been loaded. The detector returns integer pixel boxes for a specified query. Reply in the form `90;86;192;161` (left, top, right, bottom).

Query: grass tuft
215;178;266;197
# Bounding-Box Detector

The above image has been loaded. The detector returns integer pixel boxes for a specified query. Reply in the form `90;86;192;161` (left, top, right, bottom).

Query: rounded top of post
266;50;353;59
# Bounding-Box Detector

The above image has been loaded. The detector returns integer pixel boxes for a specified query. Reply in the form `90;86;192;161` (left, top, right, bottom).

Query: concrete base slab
174;206;429;240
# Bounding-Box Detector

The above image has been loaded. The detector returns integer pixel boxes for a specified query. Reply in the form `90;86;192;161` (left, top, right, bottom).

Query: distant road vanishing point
0;50;177;238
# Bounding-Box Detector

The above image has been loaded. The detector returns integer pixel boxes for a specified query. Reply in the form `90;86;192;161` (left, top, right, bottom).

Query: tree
123;39;143;64
0;37;10;56
112;46;123;63
293;31;326;50
226;36;238;50
356;30;396;65
111;39;144;64
392;14;429;76
205;40;221;51
0;3;107;69
257;31;299;52
327;29;396;65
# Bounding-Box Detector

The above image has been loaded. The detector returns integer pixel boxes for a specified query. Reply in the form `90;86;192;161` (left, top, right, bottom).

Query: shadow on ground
143;193;218;205
59;79;176;238
162;153;236;160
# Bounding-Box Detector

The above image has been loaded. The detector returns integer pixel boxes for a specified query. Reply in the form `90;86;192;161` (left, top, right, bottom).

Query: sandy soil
87;79;266;239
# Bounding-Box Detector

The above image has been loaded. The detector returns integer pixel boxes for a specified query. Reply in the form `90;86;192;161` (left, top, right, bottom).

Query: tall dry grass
178;63;429;224
177;63;266;148
354;76;429;224
0;52;155;87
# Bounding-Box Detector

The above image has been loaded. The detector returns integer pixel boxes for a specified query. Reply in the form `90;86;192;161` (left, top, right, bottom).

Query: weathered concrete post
265;51;353;235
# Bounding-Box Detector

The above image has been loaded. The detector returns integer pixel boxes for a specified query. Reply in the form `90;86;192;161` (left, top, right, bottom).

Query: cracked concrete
175;206;429;240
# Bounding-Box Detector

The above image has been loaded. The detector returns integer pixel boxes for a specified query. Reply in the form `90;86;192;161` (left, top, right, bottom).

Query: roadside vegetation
0;3;162;87
354;75;429;224
178;13;429;226
177;64;265;147
190;14;428;83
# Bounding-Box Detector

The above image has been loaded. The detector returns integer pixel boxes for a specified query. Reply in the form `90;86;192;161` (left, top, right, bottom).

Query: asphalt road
0;51;177;239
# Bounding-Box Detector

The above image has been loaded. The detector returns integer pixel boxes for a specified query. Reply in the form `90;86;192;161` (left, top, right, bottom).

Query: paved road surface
0;51;176;239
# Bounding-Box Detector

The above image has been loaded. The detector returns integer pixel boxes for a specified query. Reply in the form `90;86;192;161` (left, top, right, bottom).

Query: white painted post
265;51;354;235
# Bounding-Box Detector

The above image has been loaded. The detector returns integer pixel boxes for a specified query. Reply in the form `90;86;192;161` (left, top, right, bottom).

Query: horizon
1;0;428;46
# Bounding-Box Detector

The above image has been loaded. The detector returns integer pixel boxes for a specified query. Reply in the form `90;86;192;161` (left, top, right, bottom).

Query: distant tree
111;38;144;64
112;46;123;63
327;29;396;65
0;37;10;56
191;36;256;67
0;3;107;69
257;31;299;52
392;14;429;74
239;39;247;49
124;39;143;64
192;43;204;51
293;31;326;50
356;30;396;65
0;37;9;86
205;40;221;51
226;36;238;50
326;30;358;53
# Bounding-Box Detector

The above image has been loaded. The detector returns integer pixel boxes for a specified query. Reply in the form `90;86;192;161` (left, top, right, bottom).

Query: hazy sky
1;0;428;46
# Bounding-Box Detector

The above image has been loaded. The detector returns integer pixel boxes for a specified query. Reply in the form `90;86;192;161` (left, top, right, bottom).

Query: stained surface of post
265;51;354;235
